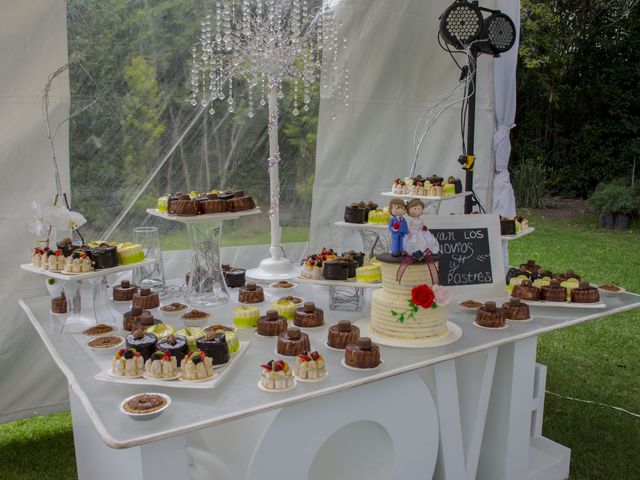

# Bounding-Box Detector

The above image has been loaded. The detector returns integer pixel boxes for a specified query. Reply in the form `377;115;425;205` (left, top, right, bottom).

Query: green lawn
1;214;638;479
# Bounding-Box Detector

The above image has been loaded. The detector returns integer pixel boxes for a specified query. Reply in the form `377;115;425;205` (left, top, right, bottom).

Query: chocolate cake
341;250;365;267
170;194;198;216
294;302;324;328
122;307;158;331
475;301;505;328
276;327;311;357
56;238;82;257
125;329;157;361
502;297;530;321
229;195;256;212
344;204;367;223
238;282;264;303
570;281;600;303
257;309;288;337
222;264;246;288
201;194;229;214
500;217;516;236
157;334;189;364
89;243;118;269
327;320;360;349
541;279;567;302
112;280;137;302
51;293;67;314
132;287;160;309
511;280;541;301
323;259;350;281
344;337;381;369
196;332;230;365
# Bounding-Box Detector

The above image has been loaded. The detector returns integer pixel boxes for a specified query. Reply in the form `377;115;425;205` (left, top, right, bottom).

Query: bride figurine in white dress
403;198;440;255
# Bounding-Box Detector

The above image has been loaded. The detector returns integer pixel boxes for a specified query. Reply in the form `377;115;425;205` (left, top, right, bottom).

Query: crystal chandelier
190;0;348;280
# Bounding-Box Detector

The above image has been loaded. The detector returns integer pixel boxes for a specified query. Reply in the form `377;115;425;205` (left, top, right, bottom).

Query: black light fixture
439;1;516;213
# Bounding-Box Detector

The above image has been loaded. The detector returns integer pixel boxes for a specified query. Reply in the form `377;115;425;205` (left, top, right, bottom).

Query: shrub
512;157;547;209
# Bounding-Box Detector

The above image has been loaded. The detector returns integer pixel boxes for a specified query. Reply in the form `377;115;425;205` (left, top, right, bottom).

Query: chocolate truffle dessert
541;279;567;302
170;194;198;216
112;280;137;302
570;281;600;303
294;302;324;328
89;243;118;269
327;320;360;350
344;337;381;369
122;307;158;331
51;293;67;314
222;264;246;288
323;259;350;281
238;282;264;303
511;280;541;301
475;301;505;328
132;287;160;309
196;332;229;365
344;203;367;223
157;334;189;364
125;329;157;361
502;297;530;321
277;327;311;357
257;309;288;337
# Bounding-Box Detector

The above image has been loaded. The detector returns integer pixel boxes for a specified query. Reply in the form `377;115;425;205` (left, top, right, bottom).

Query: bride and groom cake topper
388;198;440;257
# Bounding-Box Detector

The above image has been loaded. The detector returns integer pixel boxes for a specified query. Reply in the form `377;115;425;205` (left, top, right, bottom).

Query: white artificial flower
28;201;48;237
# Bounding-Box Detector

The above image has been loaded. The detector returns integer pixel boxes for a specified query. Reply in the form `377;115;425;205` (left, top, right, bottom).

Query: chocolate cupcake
238;282;264;304
277;327;310;357
196;332;229;365
475;301;505;328
327;320;360;349
570;281;600;303
122;307;158;331
502;297;530;321
125;329;157;361
512;280;541;301
112;280;137;302
541;279;567;302
157;334;189;364
344;337;380;369
257;309;288;337
89;243;118;269
132;287;160;309
294;302;324;328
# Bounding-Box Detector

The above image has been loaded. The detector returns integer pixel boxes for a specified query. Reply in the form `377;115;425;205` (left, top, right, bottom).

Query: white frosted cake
370;254;449;341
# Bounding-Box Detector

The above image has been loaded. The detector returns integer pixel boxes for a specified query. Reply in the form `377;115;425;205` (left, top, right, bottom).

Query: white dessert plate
143;372;181;381
295;323;325;330
87;337;125;354
180;316;211;328
49;310;68;316
213;360;230;369
275;296;305;305
341;358;384;371
111;299;133;304
295;371;328;383
107;369;144;379
179;373;218;383
275;348;298;358
457;301;484;313
506;316;534;324
473;321;509;331
82;325;118;337
255;331;280;338
367;321;463;349
269;281;298;292
520;299;606;309
324;342;346;352
119;392;171;421
597;285;626;296
257;379;297;393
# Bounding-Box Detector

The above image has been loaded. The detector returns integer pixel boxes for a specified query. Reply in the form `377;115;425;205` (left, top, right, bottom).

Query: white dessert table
19;283;640;480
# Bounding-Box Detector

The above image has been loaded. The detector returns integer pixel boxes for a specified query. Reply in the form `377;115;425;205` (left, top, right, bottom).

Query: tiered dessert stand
334;221;389;259
146;208;260;307
380;190;471;214
296;276;380;312
20;259;155;333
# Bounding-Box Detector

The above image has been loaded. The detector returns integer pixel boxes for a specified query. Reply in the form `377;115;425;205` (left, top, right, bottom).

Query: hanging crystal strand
260;74;266;106
248;76;255;118
277;78;284;99
223;0;232;52
190;46;199;106
343;63;350;108
228;78;234;113
292;77;299;116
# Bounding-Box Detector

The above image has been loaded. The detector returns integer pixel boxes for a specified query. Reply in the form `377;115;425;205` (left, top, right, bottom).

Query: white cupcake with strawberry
144;350;178;379
181;350;214;380
112;347;144;377
260;359;294;390
295;351;326;380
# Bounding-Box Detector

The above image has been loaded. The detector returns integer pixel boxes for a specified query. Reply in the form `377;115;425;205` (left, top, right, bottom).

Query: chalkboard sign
430;228;492;286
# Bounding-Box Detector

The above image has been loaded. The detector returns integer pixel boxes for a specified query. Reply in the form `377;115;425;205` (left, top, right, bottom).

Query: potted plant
589;182;638;230
611;187;636;229
589;183;615;229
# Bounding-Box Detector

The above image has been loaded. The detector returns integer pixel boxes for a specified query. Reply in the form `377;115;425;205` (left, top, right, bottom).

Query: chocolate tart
238;282;264;303
501;298;530;321
222;264;246;288
475;301;505;328
257;309;288;337
228;195;256;212
541;279;567;302
132;287;160;309
570;281;600;303
89;243;118;269
123;307;158;332
113;280;137;302
294;302;324;328
157;334;189;364
123;393;167;414
196;332;230;365
344;337;380;369
88;336;123;349
158;302;188;314
327;320;360;349
323;259;350;281
51;294;67;314
125;329;157;361
344;205;366;223
277;327;310;357
83;324;116;336
511;280;541;301
279;295;304;305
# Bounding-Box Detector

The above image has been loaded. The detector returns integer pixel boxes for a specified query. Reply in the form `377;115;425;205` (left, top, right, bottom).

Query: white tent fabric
2;0;519;423
310;0;500;249
491;0;520;217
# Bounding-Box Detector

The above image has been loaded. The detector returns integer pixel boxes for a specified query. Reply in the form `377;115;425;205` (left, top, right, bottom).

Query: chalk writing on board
431;228;492;286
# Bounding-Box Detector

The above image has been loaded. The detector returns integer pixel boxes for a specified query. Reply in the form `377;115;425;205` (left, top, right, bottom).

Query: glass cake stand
146;208;260;308
20;260;155;333
334;221;389;260
380;191;471;214
295;276;381;312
